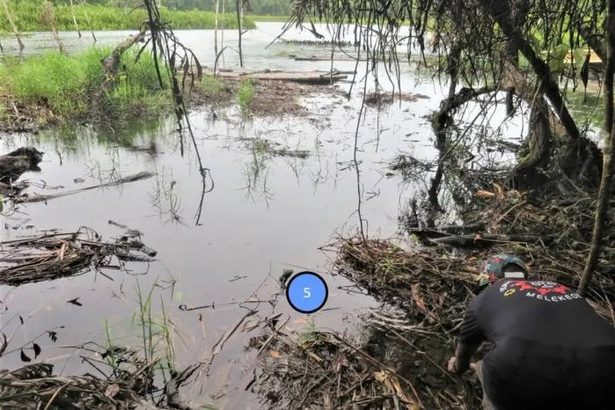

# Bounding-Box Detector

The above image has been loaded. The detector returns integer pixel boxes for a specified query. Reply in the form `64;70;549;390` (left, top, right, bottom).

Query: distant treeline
0;1;256;32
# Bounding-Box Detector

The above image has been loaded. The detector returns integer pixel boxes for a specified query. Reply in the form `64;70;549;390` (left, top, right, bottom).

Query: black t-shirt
459;279;615;410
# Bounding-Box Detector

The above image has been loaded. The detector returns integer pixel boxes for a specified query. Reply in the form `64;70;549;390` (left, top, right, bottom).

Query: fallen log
428;233;553;248
101;31;146;79
211;69;348;84
290;54;373;63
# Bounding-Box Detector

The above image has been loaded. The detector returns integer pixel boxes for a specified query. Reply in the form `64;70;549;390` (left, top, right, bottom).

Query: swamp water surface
0;23;527;407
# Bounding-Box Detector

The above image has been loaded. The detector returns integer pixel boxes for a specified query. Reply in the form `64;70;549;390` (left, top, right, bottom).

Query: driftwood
290;54;373;62
101;31;146;78
410;228;551;248
0;147;43;184
428;233;552;247
212;69;348;84
18;171;154;203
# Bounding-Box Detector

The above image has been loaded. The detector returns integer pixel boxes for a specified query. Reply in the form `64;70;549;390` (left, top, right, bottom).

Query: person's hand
447;356;458;373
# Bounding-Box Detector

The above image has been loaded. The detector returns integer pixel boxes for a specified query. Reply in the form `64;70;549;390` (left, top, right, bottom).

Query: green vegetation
248;15;290;22
0;1;255;32
567;90;605;131
165;0;290;16
199;74;225;96
236;78;255;114
0;47;170;123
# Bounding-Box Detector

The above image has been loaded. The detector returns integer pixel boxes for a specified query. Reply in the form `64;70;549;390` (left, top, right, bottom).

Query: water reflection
0;23;454;407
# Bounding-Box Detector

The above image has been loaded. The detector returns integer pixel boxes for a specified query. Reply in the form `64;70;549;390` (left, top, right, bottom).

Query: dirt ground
0;77;343;134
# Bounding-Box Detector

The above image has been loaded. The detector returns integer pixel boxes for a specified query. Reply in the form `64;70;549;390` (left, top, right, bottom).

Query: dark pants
473;361;497;410
474;354;615;410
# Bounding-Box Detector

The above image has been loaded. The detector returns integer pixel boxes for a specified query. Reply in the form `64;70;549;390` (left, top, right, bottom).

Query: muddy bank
1;72;343;134
250;182;615;409
192;76;344;118
251;238;482;409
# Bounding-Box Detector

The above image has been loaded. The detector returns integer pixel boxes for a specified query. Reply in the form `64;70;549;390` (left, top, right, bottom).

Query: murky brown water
0;23;453;407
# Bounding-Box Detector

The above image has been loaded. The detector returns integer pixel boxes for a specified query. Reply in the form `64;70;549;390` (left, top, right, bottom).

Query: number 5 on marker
286;271;328;314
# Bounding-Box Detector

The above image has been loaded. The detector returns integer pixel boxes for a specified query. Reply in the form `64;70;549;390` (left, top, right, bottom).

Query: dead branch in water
17;171;154;204
250;324;438;409
0;348;162;409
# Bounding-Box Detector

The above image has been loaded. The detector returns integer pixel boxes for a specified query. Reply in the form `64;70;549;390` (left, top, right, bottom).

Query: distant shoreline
0;3;258;32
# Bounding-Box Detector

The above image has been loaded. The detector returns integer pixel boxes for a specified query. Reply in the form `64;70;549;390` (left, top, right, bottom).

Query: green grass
247;14;289;22
0;2;255;32
199;74;225;96
1;48;104;115
0;46;171;121
236;78;255;114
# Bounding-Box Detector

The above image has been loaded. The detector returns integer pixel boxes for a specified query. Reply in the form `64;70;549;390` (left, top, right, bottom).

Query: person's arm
451;341;481;374
448;300;485;374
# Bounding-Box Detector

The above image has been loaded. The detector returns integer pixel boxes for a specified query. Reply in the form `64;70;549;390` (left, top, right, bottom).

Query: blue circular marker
286;271;328;314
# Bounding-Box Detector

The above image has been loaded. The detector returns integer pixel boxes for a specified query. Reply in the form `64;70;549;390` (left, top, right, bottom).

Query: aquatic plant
236;78;255;114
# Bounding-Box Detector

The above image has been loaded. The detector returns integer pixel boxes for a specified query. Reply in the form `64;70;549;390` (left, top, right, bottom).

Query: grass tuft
237;78;255;114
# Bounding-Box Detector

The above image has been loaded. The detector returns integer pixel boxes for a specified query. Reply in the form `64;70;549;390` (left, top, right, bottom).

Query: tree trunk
221;0;225;65
504;1;531;116
214;0;220;62
0;0;24;51
483;0;603;185
41;1;65;53
517;98;551;168
480;0;580;142
446;43;461;98
69;0;81;38
236;0;243;67
80;0;97;42
579;0;615;297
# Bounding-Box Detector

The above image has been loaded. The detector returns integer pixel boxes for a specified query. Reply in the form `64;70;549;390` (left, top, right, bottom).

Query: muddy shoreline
249;183;615;409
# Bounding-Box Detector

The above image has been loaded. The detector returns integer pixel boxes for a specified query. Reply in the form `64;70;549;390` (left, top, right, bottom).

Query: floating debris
0;227;156;286
17;171;155;203
249;323;467;409
364;92;430;106
0;357;155;409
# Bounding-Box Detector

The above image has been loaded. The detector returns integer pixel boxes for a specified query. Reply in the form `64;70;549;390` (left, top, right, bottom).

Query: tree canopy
290;0;607;183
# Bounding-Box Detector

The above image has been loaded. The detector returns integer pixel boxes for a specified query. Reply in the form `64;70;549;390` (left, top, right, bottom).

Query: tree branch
480;0;581;142
579;0;615;296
